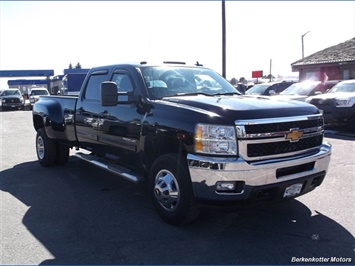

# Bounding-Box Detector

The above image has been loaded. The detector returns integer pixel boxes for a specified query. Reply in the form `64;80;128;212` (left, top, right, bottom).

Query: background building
291;37;355;81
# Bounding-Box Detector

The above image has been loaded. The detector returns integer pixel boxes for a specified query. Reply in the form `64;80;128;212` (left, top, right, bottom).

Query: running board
75;152;144;183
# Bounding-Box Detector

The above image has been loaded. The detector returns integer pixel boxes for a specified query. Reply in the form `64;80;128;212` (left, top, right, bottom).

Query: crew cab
306;79;355;132
32;62;332;225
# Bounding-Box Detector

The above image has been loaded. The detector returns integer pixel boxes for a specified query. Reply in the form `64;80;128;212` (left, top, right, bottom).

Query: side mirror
101;81;118;106
269;89;276;95
314;91;323;95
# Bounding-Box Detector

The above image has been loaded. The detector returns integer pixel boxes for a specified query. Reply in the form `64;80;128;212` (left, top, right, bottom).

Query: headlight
335;98;351;107
1;99;5;103
194;124;237;155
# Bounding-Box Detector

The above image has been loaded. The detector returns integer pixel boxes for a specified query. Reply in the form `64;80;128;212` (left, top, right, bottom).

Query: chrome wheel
154;169;180;212
37;135;45;159
36;128;57;167
149;154;200;225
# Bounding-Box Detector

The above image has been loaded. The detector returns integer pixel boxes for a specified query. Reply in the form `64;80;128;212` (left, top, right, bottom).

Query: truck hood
160;94;318;120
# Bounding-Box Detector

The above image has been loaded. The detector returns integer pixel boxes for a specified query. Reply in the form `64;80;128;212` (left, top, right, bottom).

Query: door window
84;74;108;101
112;74;134;92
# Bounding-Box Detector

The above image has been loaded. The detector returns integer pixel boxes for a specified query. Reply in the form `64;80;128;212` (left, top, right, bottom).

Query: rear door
75;70;109;151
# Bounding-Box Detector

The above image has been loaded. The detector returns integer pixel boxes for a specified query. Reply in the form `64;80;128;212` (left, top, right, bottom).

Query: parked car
0;89;25;110
245;81;295;96
29;88;50;109
271;80;339;102
306;79;355;132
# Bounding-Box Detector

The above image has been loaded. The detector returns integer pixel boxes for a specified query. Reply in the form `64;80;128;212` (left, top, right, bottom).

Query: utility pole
269;59;272;82
302;31;310;59
222;0;226;78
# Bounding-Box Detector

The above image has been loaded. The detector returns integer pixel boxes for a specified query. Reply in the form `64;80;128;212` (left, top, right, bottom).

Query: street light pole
222;0;226;78
302;31;310;59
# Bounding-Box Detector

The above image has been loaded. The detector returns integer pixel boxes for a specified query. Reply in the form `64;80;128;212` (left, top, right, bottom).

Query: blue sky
0;1;354;87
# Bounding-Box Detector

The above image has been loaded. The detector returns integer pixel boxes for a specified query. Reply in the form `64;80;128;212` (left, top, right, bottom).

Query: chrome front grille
236;114;324;161
4;97;21;103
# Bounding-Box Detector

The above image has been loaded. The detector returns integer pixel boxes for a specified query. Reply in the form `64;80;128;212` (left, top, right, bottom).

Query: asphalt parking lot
0;110;354;265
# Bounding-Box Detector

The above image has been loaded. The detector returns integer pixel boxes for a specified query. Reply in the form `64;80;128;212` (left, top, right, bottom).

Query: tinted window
84;74;108;101
112;73;134;92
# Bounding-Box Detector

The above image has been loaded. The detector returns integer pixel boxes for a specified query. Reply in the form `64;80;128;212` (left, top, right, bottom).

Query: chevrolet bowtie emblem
286;129;303;142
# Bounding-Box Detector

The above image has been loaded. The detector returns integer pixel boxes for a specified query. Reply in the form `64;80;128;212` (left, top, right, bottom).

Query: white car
271;80;339;102
306;79;355;132
29;88;49;109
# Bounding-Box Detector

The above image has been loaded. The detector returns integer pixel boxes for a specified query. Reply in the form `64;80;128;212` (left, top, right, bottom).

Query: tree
75;62;82;69
229;77;238;85
68;63;73;69
239;77;247;84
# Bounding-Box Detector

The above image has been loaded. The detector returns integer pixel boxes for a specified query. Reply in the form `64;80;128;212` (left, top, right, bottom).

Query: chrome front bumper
187;142;332;202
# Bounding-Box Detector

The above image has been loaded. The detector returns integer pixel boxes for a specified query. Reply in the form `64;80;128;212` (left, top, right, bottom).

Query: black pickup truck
33;62;332;225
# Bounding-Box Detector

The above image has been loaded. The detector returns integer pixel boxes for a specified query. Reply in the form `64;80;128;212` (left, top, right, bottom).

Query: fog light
216;181;236;191
216;181;245;193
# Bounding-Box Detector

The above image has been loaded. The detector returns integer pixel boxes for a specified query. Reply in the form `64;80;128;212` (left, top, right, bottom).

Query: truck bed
33;95;78;143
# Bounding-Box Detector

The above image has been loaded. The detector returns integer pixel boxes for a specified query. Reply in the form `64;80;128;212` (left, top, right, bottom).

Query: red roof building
291;37;355;81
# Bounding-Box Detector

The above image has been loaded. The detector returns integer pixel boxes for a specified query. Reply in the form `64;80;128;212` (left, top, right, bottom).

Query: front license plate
11;105;16;108
283;183;303;198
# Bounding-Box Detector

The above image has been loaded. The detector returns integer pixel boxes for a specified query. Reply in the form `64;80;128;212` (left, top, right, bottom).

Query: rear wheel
149;154;199;225
36;128;57;167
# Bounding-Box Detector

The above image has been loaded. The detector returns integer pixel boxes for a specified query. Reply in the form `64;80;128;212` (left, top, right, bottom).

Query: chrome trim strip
234;114;323;126
239;126;323;139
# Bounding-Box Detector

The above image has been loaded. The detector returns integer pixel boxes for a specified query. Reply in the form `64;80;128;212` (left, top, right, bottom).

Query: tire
36;128;57;167
149;154;199;225
56;143;69;165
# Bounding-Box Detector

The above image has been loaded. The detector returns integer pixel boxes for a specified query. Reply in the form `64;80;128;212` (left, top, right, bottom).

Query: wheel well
145;134;187;172
33;114;44;131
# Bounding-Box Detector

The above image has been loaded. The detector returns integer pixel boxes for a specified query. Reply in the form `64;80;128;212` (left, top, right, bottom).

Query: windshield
328;81;355;93
245;83;271;95
1;90;20;96
280;81;320;96
30;89;49;96
140;66;240;99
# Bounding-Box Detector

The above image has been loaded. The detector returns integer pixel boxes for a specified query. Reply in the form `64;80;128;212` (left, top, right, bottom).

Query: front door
96;71;143;168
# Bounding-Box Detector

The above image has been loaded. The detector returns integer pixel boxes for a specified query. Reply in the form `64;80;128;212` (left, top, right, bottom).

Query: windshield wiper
175;92;214;96
214;92;241;96
177;91;241;97
161;91;241;99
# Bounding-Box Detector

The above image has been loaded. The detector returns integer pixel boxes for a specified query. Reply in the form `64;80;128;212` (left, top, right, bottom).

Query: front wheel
36;128;57;167
149;154;199;225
